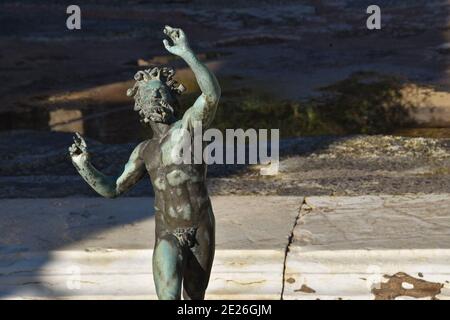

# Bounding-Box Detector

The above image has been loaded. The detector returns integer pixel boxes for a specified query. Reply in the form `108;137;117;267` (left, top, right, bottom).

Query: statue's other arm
163;26;221;129
69;133;147;198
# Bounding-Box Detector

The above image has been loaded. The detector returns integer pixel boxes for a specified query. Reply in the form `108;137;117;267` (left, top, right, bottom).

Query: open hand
163;25;191;57
68;132;90;165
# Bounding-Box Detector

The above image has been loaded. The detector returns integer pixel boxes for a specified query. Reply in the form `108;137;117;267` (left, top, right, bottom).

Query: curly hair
126;66;186;112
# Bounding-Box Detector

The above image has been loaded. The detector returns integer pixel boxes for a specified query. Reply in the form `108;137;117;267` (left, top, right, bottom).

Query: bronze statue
68;26;221;300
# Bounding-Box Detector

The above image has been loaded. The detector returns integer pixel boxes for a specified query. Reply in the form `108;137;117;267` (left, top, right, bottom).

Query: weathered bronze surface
69;26;221;300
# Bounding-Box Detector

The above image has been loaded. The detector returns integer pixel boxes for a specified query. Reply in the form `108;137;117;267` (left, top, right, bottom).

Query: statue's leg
153;234;183;300
182;211;215;300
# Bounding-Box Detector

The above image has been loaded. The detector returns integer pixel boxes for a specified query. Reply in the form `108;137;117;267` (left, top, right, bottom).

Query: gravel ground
1;130;450;198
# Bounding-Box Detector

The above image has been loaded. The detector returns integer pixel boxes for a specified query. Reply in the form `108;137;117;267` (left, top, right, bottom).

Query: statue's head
127;66;186;125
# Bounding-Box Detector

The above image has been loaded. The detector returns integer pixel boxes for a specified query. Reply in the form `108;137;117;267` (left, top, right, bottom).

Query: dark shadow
0;197;155;298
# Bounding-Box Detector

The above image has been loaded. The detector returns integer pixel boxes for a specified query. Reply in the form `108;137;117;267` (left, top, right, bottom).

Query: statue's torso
140;125;212;230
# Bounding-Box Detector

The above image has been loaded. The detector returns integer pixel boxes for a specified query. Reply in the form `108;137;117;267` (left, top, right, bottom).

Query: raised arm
163;26;221;129
68;133;147;198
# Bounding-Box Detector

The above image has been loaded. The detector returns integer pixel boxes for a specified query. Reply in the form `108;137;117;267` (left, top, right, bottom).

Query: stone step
0;196;301;299
0;249;283;300
284;195;450;300
2;195;450;299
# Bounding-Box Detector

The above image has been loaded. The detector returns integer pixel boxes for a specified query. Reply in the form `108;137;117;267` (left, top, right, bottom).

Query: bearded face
134;80;177;124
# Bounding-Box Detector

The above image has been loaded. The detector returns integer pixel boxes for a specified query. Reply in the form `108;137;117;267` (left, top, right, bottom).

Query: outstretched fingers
163;25;173;35
74;133;86;150
164;25;178;38
162;26;190;57
75;132;87;149
163;39;172;51
68;144;77;156
69;132;87;156
163;25;184;43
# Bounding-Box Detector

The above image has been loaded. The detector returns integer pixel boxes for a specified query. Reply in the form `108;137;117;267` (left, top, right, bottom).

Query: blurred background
1;0;449;197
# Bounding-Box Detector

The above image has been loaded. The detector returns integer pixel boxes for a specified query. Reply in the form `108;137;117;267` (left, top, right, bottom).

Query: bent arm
184;51;221;106
162;26;221;129
182;51;221;128
72;142;147;198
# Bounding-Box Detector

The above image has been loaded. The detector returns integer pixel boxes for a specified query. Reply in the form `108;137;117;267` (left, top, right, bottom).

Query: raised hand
163;25;191;57
68;132;90;165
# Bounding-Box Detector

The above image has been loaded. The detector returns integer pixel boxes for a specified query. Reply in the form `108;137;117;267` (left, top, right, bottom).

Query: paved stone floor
1;194;450;299
0;196;301;299
284;194;450;300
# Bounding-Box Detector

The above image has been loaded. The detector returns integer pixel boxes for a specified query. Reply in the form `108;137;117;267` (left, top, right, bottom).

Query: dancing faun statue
69;26;221;300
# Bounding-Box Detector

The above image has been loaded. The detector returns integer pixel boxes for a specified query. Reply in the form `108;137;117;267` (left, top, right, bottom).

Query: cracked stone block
283;195;450;300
